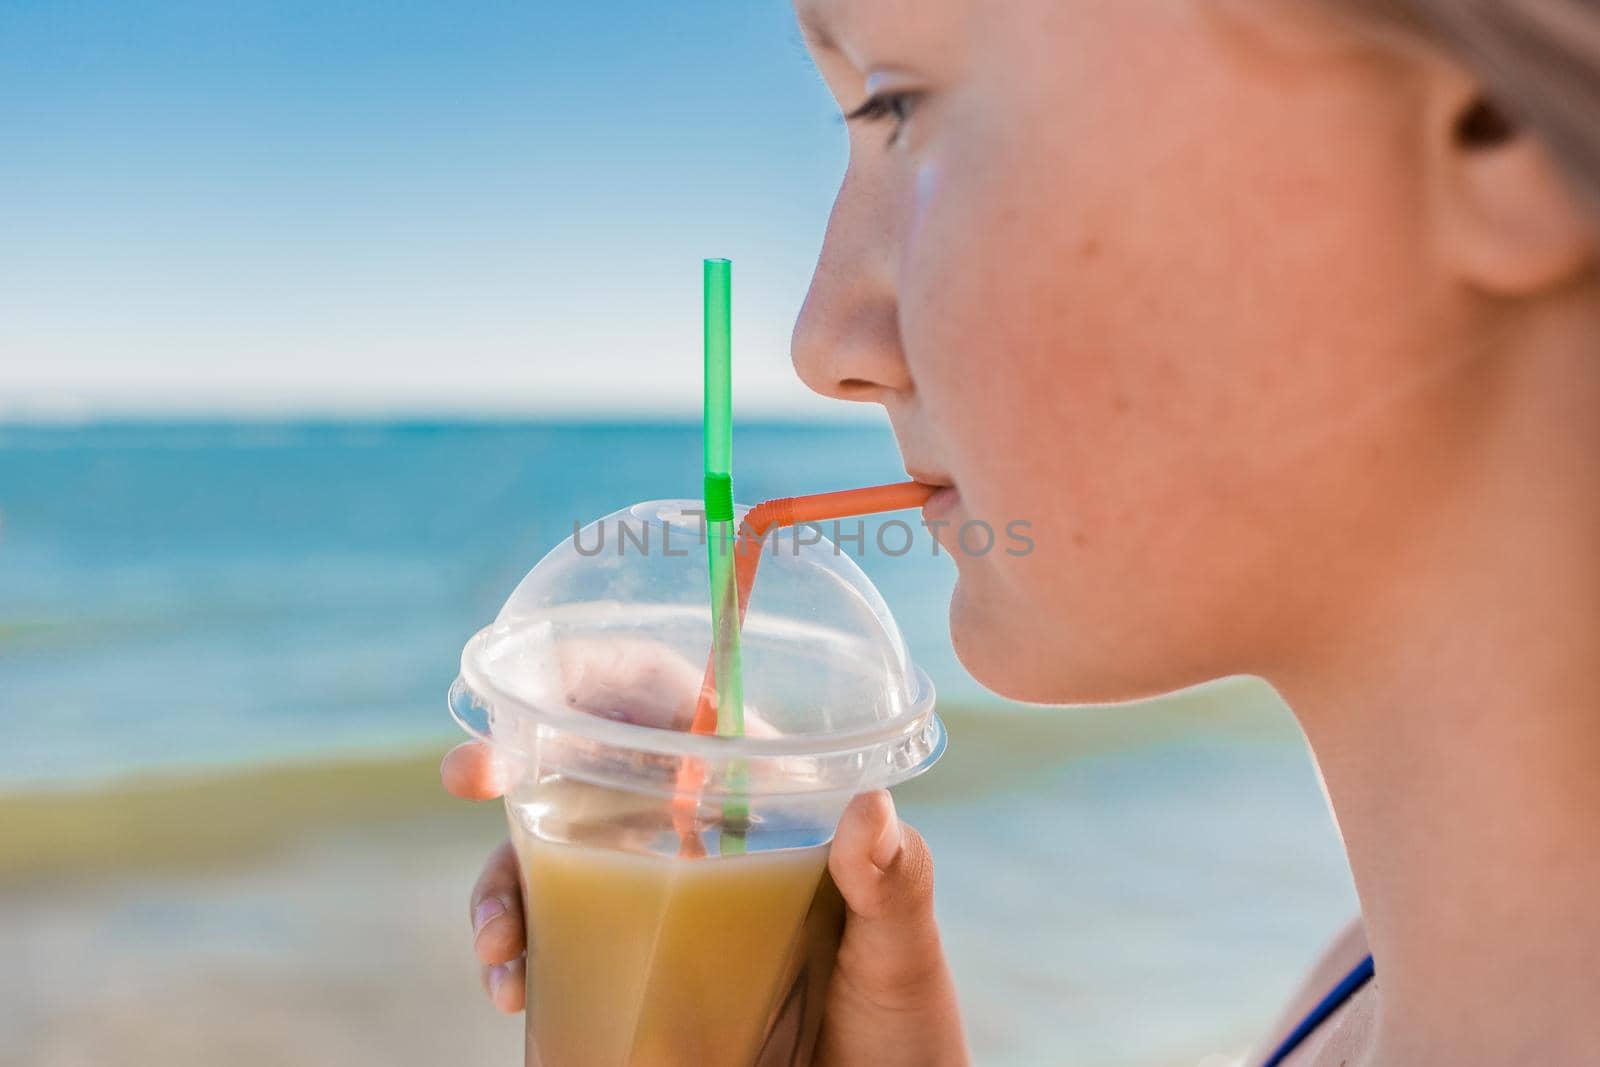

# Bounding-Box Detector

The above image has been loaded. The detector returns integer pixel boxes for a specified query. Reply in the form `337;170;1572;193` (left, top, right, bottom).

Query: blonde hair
1369;0;1600;217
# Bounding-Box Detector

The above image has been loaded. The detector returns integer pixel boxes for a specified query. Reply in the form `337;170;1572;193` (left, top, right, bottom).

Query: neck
1271;313;1600;1065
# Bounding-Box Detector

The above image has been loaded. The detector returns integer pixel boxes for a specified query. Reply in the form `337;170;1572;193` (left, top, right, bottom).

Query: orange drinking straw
673;480;936;856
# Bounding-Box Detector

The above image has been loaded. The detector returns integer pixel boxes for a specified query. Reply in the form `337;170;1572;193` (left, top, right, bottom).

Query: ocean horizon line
0;409;881;431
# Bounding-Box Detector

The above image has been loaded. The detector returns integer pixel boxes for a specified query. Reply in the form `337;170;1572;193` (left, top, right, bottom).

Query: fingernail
870;811;903;872
473;898;506;934
488;963;508;997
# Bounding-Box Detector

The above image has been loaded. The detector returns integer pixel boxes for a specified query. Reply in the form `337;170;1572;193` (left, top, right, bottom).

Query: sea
0;418;1358;1066
0;417;977;787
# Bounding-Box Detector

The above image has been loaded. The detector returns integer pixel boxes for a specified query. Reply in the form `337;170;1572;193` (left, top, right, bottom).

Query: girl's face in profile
792;0;1495;703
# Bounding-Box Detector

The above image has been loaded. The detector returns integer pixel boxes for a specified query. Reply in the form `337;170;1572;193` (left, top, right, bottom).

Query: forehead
794;0;937;50
793;0;842;49
796;0;844;48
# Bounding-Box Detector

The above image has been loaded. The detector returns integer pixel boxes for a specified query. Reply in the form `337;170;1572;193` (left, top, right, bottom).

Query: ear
1429;70;1596;296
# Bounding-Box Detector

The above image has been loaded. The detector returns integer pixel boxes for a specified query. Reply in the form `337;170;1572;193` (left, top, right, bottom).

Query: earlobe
1436;90;1597;297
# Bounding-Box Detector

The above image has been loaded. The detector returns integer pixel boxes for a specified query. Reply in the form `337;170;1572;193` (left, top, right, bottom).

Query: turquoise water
0;418;972;788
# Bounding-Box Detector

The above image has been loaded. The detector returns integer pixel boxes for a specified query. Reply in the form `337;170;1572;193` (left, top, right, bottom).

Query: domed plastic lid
450;499;944;799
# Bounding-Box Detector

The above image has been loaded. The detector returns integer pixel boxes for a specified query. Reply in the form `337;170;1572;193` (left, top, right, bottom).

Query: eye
845;89;923;147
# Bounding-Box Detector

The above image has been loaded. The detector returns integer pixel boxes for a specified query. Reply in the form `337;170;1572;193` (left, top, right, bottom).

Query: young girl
443;0;1600;1062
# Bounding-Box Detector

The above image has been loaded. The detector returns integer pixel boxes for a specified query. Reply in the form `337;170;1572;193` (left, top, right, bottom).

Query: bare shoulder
1246;917;1370;1066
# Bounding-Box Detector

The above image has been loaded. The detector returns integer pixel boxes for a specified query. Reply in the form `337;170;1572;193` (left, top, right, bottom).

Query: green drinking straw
703;258;748;853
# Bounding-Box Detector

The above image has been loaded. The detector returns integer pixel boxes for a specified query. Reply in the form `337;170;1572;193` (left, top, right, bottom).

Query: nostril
830;377;889;403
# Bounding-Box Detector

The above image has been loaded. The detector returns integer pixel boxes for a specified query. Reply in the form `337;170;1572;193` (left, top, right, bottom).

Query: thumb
828;791;943;1001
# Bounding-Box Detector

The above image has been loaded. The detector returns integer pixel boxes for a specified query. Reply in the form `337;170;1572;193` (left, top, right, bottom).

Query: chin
946;576;1215;708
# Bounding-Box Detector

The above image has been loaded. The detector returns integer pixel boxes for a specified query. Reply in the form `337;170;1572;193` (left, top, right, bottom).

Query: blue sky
0;0;855;416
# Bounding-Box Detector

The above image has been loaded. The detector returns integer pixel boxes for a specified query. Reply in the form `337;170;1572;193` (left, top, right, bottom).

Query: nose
791;159;914;404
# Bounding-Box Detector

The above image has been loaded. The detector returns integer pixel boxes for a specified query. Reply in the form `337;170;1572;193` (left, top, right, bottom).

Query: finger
556;638;702;730
481;954;527;1015
470;840;527;966
828;791;945;1004
440;742;506;801
829;791;934;922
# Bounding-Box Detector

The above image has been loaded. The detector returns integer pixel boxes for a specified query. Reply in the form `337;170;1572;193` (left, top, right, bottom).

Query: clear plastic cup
449;499;946;1067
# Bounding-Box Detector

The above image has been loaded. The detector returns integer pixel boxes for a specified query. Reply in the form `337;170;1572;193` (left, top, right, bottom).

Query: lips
904;466;954;490
915;487;955;524
918;483;961;525
902;464;957;519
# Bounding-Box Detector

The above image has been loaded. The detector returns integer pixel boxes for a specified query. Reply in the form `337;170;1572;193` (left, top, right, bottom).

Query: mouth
904;465;954;489
920;484;960;523
905;467;960;522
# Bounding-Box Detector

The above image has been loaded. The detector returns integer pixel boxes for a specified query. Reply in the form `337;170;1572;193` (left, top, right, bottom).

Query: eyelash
845;90;922;147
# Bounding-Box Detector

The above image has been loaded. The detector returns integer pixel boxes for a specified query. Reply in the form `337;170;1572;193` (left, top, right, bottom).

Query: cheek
897;6;1454;689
